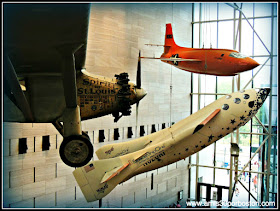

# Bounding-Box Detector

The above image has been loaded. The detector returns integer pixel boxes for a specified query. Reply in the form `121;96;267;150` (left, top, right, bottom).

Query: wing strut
4;56;34;122
56;44;84;137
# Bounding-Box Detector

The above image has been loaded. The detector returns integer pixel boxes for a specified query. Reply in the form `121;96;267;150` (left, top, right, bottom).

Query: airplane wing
160;58;201;62
3;3;91;122
145;44;167;47
141;57;201;62
192;109;221;134
140;56;162;59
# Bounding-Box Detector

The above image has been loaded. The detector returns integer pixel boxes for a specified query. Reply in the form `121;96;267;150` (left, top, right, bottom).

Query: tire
59;135;93;167
82;131;90;140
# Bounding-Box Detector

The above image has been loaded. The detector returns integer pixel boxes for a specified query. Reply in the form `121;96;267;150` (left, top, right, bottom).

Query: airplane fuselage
3;70;146;123
161;47;260;76
73;88;269;202
99;88;268;177
77;70;145;121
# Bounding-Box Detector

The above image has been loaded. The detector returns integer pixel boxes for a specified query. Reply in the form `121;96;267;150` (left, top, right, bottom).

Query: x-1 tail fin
164;23;179;53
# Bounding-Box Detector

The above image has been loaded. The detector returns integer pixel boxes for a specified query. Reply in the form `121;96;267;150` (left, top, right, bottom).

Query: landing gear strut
55;45;94;168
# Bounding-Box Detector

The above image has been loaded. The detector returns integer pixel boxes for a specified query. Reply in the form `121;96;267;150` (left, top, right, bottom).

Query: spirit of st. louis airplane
3;3;146;167
73;87;270;202
142;23;260;76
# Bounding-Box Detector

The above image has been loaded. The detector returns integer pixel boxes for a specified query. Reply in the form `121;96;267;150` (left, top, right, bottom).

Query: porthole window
226;95;232;99
234;98;241;104
248;101;254;108
222;104;229;110
243;94;250;99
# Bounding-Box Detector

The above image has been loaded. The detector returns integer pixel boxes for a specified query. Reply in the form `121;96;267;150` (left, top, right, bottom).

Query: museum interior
2;2;278;208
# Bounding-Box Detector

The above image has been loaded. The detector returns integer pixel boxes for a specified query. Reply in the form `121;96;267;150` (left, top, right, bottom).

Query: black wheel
59;135;93;167
82;131;90;140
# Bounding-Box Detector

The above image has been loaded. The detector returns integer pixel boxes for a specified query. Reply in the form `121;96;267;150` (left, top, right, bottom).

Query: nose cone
263;88;271;95
256;88;270;98
247;58;260;70
135;88;147;102
254;88;270;109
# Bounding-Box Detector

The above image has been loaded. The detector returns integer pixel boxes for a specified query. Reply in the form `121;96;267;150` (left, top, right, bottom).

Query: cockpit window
222;104;229;110
229;52;247;58
243;94;250;99
234;98;241;104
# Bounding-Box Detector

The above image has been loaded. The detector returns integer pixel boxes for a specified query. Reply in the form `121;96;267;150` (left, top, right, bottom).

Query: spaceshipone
73;88;269;202
142;23;260;76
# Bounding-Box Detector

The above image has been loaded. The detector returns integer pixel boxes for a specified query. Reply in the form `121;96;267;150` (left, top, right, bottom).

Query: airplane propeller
113;50;146;123
136;50;142;124
136;50;141;89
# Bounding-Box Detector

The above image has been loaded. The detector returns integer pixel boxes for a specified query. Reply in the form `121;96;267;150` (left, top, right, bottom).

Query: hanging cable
206;4;209;47
203;75;206;107
201;3;213;49
209;4;212;48
202;3;206;48
170;3;174;125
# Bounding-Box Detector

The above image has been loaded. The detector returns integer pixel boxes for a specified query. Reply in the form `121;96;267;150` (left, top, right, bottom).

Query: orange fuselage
161;47;259;76
158;23;259;76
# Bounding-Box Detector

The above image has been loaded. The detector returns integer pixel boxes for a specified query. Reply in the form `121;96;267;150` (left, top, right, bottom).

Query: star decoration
201;144;206;149
218;134;223;139
230;119;236;124
170;54;180;65
247;110;253;116
195;145;198;148
226;127;230;130
208;134;214;142
240;115;245;120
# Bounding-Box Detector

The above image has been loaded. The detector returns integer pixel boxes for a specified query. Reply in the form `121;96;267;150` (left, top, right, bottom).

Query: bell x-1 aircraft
3;3;146;168
73;88;270;202
142;23;260;76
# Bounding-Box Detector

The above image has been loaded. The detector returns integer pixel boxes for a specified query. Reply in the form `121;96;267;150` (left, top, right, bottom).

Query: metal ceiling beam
242;57;270;90
226;3;271;56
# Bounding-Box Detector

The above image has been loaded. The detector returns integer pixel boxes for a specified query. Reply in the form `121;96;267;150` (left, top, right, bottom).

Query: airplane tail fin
164;23;179;54
73;157;130;202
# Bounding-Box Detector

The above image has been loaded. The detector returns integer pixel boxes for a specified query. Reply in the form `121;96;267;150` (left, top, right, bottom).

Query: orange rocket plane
142;23;259;76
